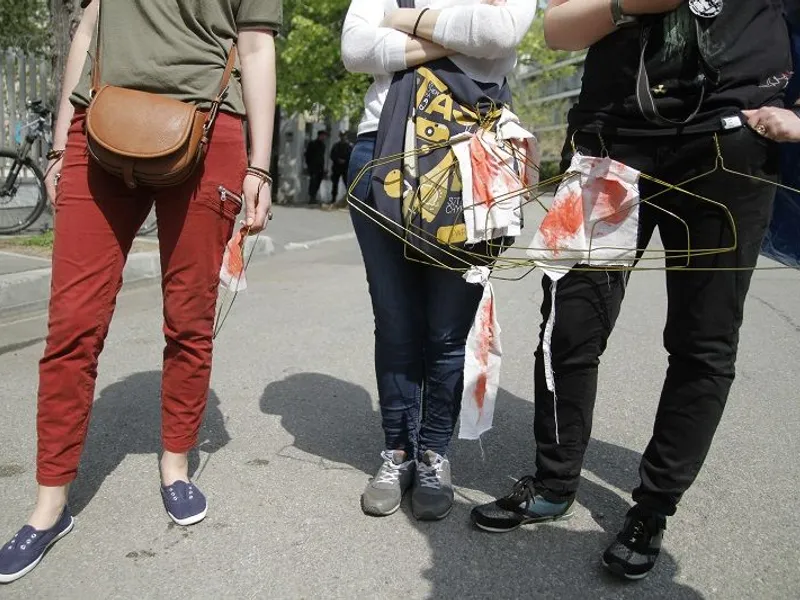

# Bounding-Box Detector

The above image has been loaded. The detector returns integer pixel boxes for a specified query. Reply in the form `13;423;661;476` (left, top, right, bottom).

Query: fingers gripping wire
213;175;272;338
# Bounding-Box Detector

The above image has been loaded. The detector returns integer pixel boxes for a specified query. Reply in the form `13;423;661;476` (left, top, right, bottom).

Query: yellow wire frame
347;140;689;275
209;125;798;338
429;130;738;267
213;221;257;339
348;128;799;278
213;178;272;338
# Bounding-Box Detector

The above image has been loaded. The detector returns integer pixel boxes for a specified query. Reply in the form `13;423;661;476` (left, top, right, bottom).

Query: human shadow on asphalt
261;373;704;600
0;337;47;357
69;371;231;516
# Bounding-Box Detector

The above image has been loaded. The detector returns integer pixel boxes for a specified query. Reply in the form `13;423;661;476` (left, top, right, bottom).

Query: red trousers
37;110;245;486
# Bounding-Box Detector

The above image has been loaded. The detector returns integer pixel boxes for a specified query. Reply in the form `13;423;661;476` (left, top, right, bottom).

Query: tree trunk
49;0;81;107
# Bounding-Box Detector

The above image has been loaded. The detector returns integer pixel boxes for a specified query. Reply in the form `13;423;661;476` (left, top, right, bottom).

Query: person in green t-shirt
0;0;281;585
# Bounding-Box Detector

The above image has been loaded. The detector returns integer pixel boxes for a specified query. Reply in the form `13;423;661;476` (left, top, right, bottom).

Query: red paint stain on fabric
587;177;630;225
471;136;517;209
471;136;496;209
474;296;495;412
609;161;629;179
225;229;245;276
540;190;583;254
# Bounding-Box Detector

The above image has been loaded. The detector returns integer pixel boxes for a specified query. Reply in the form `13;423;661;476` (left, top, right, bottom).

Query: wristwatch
611;0;637;27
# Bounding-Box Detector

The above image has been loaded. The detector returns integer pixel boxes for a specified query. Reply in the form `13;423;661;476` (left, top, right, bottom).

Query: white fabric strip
459;266;503;440
542;278;559;444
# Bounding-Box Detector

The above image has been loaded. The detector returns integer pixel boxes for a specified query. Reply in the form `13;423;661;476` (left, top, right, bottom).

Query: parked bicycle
0;99;51;234
1;99;159;236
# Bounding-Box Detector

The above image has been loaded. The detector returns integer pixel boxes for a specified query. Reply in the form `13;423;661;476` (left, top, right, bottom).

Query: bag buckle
204;85;229;136
205;105;219;136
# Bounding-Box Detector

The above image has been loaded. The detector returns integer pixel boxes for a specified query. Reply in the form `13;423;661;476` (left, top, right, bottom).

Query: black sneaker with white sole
471;475;574;532
603;505;666;580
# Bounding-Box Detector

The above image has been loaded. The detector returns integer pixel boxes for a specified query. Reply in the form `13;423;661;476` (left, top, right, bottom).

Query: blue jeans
348;135;483;457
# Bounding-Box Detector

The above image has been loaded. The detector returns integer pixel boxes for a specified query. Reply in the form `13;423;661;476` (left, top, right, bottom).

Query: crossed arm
341;0;536;75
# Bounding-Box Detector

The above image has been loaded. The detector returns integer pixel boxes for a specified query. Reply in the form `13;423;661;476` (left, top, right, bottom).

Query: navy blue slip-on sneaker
0;507;74;584
471;475;574;533
160;481;208;526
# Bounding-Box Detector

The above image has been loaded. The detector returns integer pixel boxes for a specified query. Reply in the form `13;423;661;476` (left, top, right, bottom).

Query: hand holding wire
742;106;800;143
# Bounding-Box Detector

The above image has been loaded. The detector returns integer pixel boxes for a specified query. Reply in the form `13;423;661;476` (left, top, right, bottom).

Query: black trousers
534;126;778;516
308;170;324;203
331;168;347;202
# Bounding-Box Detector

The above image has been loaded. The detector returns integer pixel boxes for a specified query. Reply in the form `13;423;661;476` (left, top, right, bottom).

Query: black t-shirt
331;141;352;169
787;0;800;26
569;1;793;135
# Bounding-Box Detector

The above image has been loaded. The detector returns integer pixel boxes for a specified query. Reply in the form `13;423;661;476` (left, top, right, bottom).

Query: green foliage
278;0;370;121
0;0;50;52
511;13;583;161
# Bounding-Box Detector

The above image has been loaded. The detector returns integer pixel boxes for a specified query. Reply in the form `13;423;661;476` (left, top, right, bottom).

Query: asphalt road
0;225;798;599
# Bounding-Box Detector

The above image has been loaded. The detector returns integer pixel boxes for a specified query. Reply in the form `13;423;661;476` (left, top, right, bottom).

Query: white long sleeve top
341;0;537;136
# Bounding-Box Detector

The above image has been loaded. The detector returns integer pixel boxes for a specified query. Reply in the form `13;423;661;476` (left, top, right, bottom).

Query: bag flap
87;86;198;159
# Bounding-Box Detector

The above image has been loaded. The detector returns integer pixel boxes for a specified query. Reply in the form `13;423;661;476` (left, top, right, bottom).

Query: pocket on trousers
197;183;244;222
196;117;247;222
347;139;376;202
722;125;779;178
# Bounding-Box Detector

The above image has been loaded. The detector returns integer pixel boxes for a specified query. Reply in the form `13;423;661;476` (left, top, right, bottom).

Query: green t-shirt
71;0;282;117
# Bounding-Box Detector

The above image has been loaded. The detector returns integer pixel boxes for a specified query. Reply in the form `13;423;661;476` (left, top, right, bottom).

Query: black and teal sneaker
603;505;666;580
470;476;574;533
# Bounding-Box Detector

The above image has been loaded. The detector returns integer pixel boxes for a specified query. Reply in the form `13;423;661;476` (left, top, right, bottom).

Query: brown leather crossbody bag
85;2;237;189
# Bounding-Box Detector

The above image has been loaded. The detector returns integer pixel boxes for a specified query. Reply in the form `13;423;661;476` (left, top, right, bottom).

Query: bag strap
202;47;237;141
635;23;707;128
90;0;102;95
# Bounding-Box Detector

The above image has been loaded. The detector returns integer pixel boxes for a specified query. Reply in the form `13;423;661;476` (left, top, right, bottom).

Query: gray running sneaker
412;450;454;521
361;450;415;516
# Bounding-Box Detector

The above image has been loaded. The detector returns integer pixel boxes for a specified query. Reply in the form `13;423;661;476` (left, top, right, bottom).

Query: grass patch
16;230;54;248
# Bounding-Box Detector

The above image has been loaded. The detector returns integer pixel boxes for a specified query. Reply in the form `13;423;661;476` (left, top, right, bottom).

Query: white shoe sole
166;505;208;527
602;558;651;580
0;516;74;584
360;496;402;517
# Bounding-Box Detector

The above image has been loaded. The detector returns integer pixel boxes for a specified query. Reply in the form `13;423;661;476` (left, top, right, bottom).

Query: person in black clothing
330;131;352;207
305;130;328;204
471;0;796;580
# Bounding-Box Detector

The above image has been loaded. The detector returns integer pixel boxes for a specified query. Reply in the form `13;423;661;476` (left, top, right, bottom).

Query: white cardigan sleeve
341;0;410;75
432;0;537;60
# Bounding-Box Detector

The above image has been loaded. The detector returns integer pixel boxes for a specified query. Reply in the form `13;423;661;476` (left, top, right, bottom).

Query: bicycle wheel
137;206;157;236
0;149;47;235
